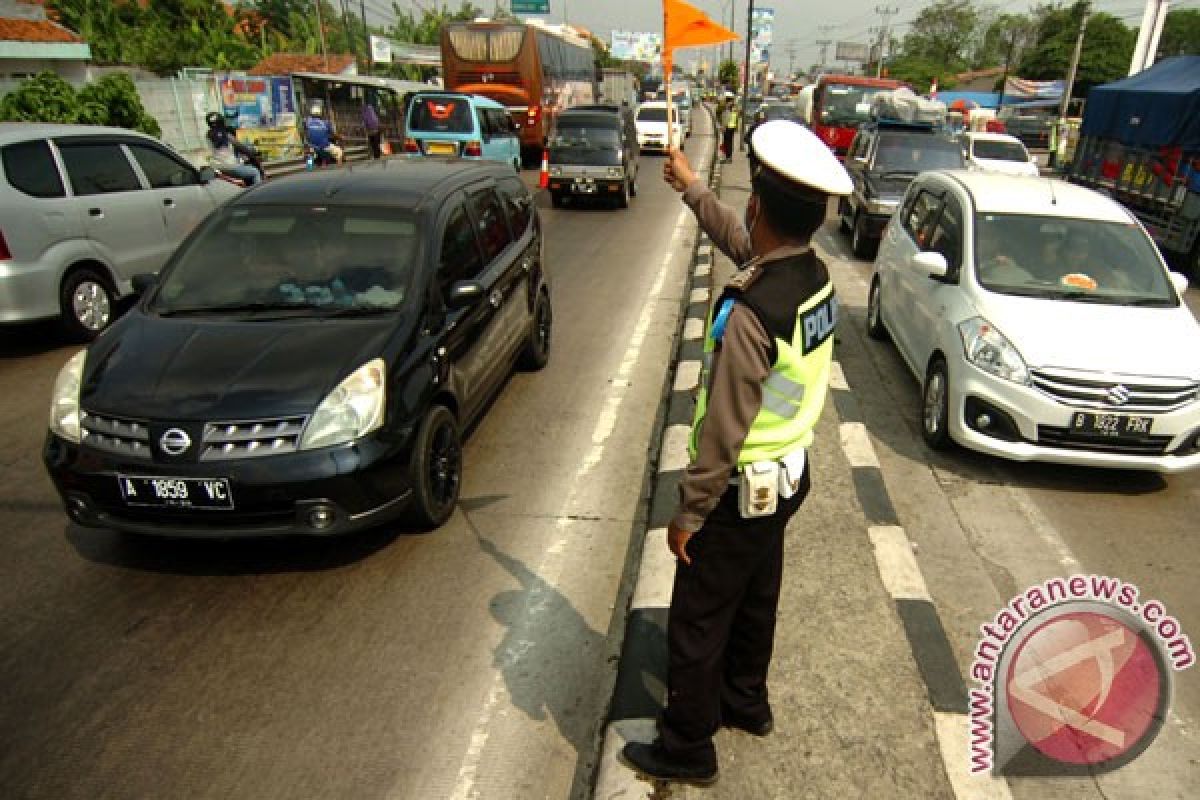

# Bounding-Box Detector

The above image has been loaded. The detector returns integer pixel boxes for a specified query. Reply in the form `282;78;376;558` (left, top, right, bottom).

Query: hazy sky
384;0;1196;75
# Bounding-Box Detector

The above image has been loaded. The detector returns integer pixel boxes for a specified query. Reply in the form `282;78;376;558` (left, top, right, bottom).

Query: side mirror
131;273;159;295
198;165;216;184
912;251;950;280
1170;271;1189;295
446;280;484;310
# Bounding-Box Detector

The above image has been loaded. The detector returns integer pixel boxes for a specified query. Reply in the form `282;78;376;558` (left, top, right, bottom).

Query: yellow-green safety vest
689;279;837;466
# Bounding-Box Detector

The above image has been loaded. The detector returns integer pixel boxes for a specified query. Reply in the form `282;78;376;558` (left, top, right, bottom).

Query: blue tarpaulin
1081;56;1200;149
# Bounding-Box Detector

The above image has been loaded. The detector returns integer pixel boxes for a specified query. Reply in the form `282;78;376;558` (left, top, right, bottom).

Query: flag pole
664;3;675;152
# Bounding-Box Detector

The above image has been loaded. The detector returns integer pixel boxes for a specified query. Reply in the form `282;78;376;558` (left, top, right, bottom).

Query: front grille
200;417;307;462
1030;369;1199;414
80;411;151;459
1037;425;1173;456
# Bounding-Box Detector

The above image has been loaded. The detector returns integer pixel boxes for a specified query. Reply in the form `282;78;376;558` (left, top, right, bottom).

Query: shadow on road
0;320;76;359
64;521;412;576
472;525;604;759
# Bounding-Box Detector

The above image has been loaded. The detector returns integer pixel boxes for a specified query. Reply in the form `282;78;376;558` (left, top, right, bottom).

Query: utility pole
360;0;372;72
314;0;329;73
1129;0;1170;75
815;24;834;74
739;0;754;150
1058;3;1089;120
997;31;1017;111
874;5;898;78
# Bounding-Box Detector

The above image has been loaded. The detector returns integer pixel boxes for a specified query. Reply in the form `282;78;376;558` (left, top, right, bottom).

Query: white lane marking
683;317;705;341
441;201;701;800
839;422;880;469
593;718;659;800
631;528;677;609
689;287;710;305
933;712;1014;800
868;526;932;602
829;360;849;391
1005;486;1082;574
694;262;711;277
673;360;700;393
697;244;713;257
658;424;692;473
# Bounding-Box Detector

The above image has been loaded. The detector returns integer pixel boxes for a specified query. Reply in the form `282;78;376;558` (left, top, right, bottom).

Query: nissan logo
1107;384;1132;406
160;428;191;456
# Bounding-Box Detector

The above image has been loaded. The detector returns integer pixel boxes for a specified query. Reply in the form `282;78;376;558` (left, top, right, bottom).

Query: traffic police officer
621;121;852;785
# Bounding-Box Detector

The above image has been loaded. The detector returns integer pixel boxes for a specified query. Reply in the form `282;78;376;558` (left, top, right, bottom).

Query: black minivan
546;104;640;209
44;158;551;536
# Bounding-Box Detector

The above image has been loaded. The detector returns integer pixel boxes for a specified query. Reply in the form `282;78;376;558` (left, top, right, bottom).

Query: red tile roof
0;17;83;44
248;53;357;77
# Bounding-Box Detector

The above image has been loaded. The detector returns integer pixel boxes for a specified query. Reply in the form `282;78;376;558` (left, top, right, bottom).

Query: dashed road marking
829;361;849;391
673;360;701;392
689;287;710;305
657;425;691;473
683;317;705;341
839;421;880;469
632;528;676;609
933;712;1014;800
869;525;933;602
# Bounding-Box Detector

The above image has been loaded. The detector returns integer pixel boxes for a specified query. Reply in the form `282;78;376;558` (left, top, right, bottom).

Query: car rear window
973;140;1028;162
552;116;620;148
875;134;964;173
2;139;65;198
410;97;475;133
153;206;421;313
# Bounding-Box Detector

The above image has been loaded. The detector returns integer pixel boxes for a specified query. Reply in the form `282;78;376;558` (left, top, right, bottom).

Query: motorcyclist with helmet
304;101;343;166
204;111;263;186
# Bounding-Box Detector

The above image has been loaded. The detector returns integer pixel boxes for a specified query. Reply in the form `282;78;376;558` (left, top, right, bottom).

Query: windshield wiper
1116;295;1172;307
315;306;397;317
157;301;313;316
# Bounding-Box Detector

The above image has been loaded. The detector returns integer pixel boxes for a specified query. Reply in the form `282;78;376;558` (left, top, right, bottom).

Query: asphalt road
0;119;714;799
814;216;1200;797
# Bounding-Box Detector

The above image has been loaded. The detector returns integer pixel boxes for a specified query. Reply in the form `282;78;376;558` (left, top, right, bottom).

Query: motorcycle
211;144;267;188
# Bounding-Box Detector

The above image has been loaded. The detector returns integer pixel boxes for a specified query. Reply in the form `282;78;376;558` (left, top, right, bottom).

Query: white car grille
1030;368;1199;413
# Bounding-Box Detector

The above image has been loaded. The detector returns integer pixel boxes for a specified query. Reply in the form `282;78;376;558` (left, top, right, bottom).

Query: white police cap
750;119;853;198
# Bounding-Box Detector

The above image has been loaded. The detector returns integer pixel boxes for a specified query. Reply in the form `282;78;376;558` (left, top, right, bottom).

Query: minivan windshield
152;206;420;315
637;107;675;123
973;213;1176;306
551;117;620;149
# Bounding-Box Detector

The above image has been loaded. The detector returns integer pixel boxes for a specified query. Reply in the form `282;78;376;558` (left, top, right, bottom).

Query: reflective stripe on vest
689;282;837;466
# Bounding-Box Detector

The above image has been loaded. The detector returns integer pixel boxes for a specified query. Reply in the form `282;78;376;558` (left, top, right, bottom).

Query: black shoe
620;740;718;785
722;707;774;736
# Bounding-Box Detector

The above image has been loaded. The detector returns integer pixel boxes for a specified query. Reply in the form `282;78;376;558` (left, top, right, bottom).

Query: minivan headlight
299;358;386;450
49;350;87;443
958;317;1029;385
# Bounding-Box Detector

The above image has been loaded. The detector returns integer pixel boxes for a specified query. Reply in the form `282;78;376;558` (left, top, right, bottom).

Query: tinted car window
2;139;65;198
497;177;533;235
152;206;420;313
973;139;1028;162
470;188;512;262
410;96;475;133
903;189;942;247
636;107;675;123
927;196;964;276
552;116;620;148
129;143;197;188
875;134;964;173
439;200;484;291
59;142;141;195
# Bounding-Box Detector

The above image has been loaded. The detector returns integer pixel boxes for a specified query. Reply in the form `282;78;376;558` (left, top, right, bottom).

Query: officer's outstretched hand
664;148;696;193
668;522;695;565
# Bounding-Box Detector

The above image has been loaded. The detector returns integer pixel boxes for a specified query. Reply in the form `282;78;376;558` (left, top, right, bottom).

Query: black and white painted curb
593;170;1014;798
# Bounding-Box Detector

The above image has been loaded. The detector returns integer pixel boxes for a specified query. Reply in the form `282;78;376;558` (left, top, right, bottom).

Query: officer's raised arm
664;147;752;265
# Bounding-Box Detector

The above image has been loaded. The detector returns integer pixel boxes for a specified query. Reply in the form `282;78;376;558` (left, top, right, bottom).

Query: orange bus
440;20;596;157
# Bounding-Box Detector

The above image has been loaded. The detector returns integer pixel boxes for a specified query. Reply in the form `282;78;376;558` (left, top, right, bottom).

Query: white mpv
868;170;1200;472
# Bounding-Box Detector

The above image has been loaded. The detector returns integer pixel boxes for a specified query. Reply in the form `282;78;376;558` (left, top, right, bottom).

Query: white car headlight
299;358;386;450
49;350;86;443
549;166;562;177
958;317;1029;385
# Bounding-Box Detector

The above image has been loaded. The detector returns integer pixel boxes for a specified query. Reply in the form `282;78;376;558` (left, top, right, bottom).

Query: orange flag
662;0;739;74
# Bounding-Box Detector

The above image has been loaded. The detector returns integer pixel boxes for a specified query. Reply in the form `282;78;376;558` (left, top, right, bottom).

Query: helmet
205;111;223;128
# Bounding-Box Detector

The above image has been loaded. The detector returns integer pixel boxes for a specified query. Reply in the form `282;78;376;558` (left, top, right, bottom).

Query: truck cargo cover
1081;56;1200;149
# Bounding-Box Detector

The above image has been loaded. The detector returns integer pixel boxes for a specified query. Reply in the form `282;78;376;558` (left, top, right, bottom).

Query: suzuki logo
1107;384;1132;406
160;428;191;456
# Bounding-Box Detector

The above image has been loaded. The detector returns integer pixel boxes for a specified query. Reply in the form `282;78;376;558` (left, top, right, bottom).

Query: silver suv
0;124;241;339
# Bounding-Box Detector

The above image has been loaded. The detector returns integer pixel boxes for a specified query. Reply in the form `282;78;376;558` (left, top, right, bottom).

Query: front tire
518;290;552;370
60;267;115;341
921;357;953;451
866;275;888;341
407;405;462;529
